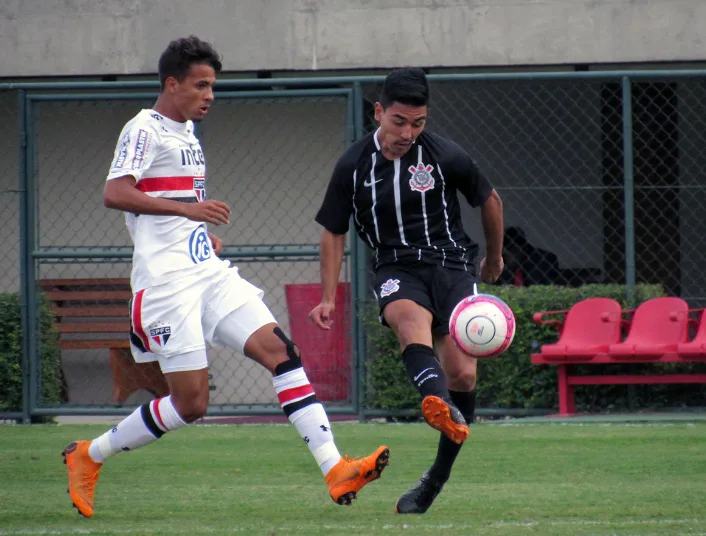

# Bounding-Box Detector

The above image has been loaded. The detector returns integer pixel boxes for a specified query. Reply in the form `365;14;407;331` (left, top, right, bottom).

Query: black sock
402;344;450;401
428;389;476;483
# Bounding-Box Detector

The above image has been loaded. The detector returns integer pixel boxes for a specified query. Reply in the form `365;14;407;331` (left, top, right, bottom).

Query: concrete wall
2;0;706;78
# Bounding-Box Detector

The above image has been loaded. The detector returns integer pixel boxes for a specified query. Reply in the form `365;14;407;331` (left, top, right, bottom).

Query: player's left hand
480;256;504;283
208;233;223;256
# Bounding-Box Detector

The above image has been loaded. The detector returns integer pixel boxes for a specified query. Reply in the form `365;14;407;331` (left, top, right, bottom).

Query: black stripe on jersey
282;394;318;417
169;197;198;203
141;403;165;438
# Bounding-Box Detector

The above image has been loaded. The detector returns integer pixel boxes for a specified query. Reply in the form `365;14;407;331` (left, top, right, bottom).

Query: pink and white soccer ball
449;294;516;357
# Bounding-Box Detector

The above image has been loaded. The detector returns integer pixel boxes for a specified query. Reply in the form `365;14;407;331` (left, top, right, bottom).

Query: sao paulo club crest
194;178;206;202
148;321;171;347
380;278;401;298
408;163;435;192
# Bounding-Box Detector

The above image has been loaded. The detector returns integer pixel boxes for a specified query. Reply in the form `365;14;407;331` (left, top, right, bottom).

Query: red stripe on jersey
152;398;167;430
132;289;151;352
277;384;315;406
135;176;205;192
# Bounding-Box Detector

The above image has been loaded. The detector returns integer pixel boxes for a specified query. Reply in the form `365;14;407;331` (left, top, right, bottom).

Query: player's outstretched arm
479;188;504;283
310;229;346;330
104;175;231;225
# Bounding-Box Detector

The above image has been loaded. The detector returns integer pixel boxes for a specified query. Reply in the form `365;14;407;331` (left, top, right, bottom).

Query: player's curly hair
158;35;223;90
380;67;430;109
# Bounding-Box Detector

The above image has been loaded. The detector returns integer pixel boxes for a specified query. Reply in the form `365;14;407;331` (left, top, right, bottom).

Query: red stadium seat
531;297;706;417
677;309;706;357
608;297;689;358
533;298;623;361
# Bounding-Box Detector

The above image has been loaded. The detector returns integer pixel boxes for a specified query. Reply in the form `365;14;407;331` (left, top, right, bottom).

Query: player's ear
374;102;384;122
164;76;178;94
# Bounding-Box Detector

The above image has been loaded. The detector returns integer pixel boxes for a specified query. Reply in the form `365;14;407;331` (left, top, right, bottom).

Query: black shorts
373;262;477;335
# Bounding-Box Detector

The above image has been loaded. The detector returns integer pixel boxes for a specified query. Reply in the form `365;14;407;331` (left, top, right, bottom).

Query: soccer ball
449;293;516;357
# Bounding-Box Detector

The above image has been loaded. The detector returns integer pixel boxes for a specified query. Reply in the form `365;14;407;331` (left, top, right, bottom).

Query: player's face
375;102;427;159
172;63;216;122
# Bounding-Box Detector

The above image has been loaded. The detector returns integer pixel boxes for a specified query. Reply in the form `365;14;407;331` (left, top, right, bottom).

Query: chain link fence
0;91;22;416
3;72;706;419
26;93;353;413
358;76;706;302
356;74;706;415
0;92;21;295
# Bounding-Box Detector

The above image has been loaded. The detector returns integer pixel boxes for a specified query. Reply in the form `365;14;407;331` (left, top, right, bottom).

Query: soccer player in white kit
61;35;389;518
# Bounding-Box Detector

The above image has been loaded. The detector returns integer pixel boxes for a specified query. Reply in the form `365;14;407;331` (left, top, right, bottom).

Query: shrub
0;292;62;415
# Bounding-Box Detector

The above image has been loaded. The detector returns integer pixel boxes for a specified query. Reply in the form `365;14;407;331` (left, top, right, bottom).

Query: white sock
88;396;186;463
273;367;342;475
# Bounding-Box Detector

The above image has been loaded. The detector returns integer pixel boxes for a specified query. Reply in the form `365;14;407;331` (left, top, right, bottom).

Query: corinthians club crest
408;163;435;192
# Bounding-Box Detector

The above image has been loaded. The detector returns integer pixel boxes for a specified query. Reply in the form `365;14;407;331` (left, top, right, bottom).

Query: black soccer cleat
395;470;445;514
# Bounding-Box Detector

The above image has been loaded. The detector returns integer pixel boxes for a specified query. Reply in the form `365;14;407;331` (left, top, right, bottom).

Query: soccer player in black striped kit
310;68;505;514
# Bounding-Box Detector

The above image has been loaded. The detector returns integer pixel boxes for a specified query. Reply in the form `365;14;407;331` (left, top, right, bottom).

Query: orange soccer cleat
62;440;102;518
421;395;469;445
325;445;390;505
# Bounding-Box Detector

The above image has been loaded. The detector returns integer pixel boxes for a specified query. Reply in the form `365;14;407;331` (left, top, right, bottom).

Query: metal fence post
352;82;369;421
345;93;361;416
621;76;636;305
24;95;38;420
18;89;31;423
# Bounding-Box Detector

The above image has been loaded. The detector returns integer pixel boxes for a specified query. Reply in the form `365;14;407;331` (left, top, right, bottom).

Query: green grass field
1;421;705;535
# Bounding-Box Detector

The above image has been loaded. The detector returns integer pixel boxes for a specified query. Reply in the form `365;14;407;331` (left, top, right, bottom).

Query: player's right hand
309;301;336;330
184;200;231;225
480;255;504;283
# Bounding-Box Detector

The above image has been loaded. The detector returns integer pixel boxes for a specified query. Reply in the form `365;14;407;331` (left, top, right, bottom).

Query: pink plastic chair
535;298;624;361
609;297;690;357
677;308;706;357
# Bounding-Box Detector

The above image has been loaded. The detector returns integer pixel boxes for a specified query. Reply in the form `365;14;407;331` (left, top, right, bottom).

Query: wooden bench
38;278;169;404
531;297;706;416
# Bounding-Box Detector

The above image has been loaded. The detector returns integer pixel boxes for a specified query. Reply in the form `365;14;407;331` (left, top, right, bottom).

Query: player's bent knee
165;373;210;422
170;391;209;422
384;302;433;345
445;368;477;391
272;326;302;375
243;325;302;375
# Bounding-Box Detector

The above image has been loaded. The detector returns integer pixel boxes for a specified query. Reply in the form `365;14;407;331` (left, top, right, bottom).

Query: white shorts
128;266;275;372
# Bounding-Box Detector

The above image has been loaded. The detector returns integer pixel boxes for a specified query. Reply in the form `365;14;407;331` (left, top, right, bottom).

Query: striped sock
88;396;186;463
273;367;342;475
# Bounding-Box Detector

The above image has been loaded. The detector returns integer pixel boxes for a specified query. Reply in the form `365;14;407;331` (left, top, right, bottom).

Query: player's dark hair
380;68;430;109
158;35;223;90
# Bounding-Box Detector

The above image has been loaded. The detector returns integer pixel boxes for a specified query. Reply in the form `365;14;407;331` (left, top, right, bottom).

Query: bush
364;283;706;413
0;292;62;414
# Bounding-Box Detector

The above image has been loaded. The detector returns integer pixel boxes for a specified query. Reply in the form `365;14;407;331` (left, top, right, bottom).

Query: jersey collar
149;109;192;134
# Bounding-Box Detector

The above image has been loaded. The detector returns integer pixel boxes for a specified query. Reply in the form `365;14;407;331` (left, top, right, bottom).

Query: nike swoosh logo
413;368;433;382
363;179;382;187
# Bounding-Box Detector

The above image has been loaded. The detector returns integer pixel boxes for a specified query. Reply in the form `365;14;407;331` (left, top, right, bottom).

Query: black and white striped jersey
315;129;493;272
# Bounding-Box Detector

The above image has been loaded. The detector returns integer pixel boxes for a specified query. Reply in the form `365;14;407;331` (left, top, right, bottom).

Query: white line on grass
490;518;702;528
0;518;702;535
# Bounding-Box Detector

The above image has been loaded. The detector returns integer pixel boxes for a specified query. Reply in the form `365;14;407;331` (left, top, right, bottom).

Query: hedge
0;293;62;414
364;283;706;413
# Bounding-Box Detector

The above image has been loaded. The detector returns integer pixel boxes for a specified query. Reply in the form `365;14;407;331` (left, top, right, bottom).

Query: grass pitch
1;420;705;535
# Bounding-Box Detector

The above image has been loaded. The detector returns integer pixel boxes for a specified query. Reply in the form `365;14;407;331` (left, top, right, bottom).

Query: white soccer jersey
106;109;227;291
